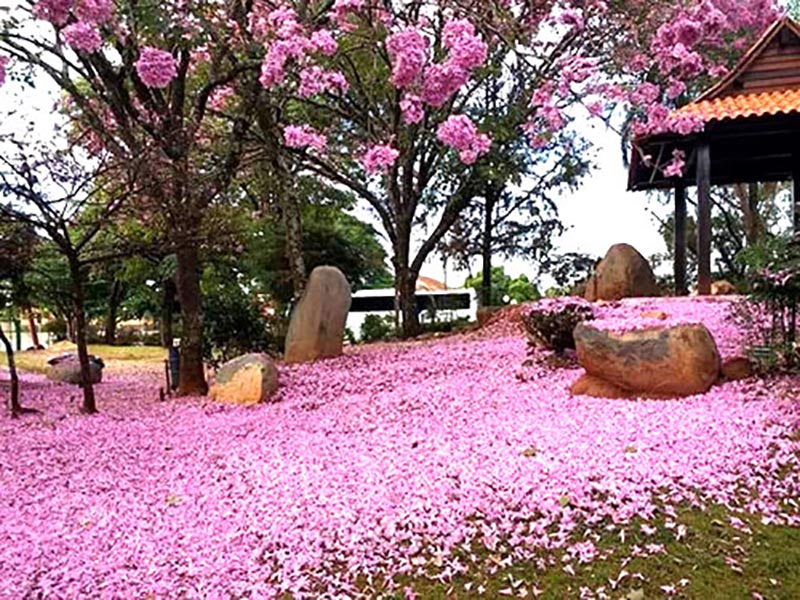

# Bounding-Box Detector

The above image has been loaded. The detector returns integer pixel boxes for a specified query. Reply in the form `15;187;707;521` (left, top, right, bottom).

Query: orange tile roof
678;88;800;122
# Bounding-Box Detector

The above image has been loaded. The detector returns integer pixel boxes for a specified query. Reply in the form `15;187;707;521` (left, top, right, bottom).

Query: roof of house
677;16;800;123
416;276;447;291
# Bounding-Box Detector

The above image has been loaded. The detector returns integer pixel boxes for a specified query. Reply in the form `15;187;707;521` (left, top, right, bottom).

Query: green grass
362;506;800;599
0;343;165;373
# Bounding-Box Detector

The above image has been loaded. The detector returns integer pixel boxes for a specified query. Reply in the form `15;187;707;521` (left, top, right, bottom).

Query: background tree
649;184;792;287
242;180;393;311
0;135;142;414
0;219;37;417
440;131;589;307
464;267;540;307
0;0;264;395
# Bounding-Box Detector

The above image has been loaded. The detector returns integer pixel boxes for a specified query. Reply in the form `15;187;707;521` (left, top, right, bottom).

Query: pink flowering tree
0;0;266;395
0;1;781;347
245;0;779;336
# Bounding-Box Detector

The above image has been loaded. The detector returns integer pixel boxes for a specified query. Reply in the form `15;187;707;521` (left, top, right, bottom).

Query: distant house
416;276;447;291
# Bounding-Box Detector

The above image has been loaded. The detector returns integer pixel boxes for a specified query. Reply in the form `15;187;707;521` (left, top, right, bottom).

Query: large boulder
284;266;352;364
210;353;279;405
46;353;104;384
585;244;659;302
571;323;720;398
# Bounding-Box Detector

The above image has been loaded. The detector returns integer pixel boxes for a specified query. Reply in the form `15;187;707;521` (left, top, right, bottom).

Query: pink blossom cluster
332;0;366;28
384;18;487;126
361;143;399;173
74;0;113;24
62;21;102;52
32;0;73;25
0;297;797;597
436;115;492;164
135;47;178;89
208;86;235;111
422;19;488;107
283;124;327;152
256;7;345;96
0;56;7;88
33;0;113;53
663;149;686;178
386;28;429;88
627;0;779;138
297;66;348;97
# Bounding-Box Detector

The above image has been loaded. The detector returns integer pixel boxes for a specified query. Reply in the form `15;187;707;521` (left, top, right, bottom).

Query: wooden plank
696;142;712;296
740;67;800;81
740;76;800;91
747;56;800;71
794;162;800;233
674;185;688;296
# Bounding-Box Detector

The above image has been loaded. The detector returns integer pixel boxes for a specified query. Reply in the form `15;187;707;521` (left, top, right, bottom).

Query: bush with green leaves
735;234;800;370
360;314;396;343
522;299;594;355
201;266;278;364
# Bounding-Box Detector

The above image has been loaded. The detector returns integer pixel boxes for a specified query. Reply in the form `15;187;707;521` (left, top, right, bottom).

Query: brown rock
720;356;754;381
573;323;720;397
711;280;737;295
584;244;659;302
210;353;279;405
284;266;352;364
641;310;669;320
570;374;636;399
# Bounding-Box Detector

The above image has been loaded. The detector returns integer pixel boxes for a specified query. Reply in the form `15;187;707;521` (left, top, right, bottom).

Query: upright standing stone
585;243;659;301
284;266;352;364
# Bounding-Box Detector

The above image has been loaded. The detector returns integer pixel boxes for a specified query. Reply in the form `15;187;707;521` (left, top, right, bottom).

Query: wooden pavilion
628;16;800;295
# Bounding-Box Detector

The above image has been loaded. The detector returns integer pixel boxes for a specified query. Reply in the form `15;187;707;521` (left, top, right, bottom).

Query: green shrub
360;314;396;343
522;300;594;354
734;234;800;371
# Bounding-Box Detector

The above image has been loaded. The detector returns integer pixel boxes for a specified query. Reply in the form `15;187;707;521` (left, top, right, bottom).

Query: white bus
346;287;477;340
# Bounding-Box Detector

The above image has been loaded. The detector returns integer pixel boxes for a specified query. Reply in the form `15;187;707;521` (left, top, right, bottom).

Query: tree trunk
282;191;307;301
396;265;420;338
481;191;496;307
175;246;208;396
26;310;40;349
0;325;21;418
161;278;176;349
104;278;122;345
66;315;77;344
393;213;420;338
69;258;97;414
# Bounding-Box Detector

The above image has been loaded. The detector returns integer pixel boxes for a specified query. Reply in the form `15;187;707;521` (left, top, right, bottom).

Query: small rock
210;353;279;405
721;356;754;381
46;353;104;384
711;280;737;295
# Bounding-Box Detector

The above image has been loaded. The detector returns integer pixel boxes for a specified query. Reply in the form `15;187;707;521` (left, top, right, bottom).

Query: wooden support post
696;141;712;295
674;185;687;296
793;162;800;234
